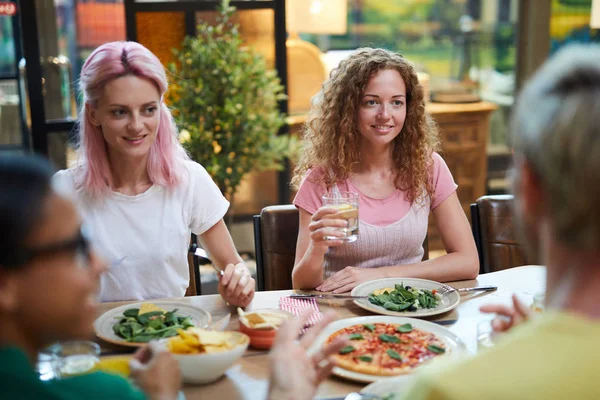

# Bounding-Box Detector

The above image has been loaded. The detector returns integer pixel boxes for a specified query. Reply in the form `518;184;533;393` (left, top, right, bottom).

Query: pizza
325;322;447;376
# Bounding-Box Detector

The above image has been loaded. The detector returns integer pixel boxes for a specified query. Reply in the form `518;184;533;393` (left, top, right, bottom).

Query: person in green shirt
0;153;346;400
267;43;600;399
0;154;180;400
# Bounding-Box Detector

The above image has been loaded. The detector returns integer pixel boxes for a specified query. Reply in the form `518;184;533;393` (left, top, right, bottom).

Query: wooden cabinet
427;101;498;250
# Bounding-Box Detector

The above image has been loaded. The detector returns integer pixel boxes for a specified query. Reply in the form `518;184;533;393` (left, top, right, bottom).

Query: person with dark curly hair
291;48;479;292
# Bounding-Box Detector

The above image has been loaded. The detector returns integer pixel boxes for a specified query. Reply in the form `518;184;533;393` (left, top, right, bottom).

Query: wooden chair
254;205;430;291
253;205;299;291
186;233;206;296
470;195;531;274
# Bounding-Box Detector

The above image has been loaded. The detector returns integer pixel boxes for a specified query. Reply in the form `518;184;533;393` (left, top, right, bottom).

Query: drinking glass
36;346;60;381
322;191;359;242
476;319;501;352
56;340;101;377
531;291;545;313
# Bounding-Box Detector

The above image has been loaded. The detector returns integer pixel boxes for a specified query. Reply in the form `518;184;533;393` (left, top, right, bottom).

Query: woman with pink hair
53;41;254;306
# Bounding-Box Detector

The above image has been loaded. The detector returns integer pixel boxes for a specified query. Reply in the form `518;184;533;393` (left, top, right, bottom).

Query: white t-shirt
52;160;229;302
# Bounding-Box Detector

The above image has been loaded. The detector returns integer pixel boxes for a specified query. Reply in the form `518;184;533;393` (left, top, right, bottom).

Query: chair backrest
254;205;431;291
470;195;530;274
186;234;201;296
254;205;299;291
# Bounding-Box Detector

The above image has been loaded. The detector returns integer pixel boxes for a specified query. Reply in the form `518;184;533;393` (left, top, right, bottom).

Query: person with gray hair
267;43;600;399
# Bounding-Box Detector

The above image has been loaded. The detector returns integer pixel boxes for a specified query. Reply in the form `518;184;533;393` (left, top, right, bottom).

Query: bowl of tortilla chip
165;328;249;384
237;308;294;349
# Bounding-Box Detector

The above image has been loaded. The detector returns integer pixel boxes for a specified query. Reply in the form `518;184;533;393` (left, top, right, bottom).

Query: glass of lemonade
322;191;359;243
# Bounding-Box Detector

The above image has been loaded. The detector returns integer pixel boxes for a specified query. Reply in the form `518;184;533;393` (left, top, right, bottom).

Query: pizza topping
339;345;356;354
386;349;402;361
357;355;373;362
396;323;413;333
363;324;376;332
349;333;364;340
427;344;446;354
379;334;401;343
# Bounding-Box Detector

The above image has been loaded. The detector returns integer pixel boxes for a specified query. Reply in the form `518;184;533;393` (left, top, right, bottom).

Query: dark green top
0;347;146;400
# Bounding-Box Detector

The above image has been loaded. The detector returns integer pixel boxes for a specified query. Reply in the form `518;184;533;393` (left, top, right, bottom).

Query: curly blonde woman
292;48;479;291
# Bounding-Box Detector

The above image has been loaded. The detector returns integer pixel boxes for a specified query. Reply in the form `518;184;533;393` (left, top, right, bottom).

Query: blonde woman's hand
308;206;348;250
218;262;255;307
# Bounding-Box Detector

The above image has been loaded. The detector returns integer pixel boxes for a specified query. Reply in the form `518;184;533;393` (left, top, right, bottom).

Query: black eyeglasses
6;225;92;269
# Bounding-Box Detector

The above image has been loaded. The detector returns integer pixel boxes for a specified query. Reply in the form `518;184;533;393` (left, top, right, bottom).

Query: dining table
96;265;546;400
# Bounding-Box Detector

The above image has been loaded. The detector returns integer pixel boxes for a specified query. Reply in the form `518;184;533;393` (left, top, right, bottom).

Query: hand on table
218;262;255;307
129;341;181;400
479;294;531;332
268;310;346;400
316;266;383;293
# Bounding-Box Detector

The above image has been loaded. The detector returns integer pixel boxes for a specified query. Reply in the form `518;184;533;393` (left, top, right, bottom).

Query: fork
437;284;497;295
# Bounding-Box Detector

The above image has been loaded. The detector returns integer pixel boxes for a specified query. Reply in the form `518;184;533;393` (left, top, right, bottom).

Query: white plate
361;375;415;398
351;278;460;318
307;315;466;383
94;301;211;347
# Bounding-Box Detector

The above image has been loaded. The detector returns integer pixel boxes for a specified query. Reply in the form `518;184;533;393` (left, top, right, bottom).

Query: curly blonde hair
292;48;440;203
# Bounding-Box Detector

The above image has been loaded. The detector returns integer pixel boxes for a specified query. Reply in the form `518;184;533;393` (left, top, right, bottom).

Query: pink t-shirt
293;152;457;226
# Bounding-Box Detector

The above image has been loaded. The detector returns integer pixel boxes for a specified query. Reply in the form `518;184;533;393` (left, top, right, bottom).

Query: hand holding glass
321;191;359;243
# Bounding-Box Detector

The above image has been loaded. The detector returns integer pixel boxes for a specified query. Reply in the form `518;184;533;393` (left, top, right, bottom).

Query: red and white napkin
279;296;323;333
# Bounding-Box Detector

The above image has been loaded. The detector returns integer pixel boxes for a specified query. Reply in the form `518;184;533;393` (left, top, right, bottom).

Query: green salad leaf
368;282;440;312
112;307;194;342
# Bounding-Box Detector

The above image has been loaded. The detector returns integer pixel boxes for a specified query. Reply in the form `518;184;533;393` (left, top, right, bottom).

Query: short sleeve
187;161;230;235
293;168;328;214
52;169;77;200
430;152;458;210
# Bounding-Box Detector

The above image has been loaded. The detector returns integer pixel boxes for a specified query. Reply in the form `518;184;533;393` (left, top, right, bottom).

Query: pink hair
76;41;189;197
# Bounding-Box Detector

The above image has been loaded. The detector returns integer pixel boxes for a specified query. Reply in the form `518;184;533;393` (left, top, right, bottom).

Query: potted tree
168;0;295;209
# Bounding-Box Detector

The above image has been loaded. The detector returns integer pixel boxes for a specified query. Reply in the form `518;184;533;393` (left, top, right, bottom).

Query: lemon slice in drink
331;204;358;219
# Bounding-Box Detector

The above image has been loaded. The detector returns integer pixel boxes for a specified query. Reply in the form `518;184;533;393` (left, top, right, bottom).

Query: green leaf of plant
129;334;154;343
137;311;164;325
164;311;177;325
123;308;139;318
181;317;194;329
363;324;376;332
386;349;402;361
148;318;164;330
383;301;402;312
427;345;446;354
357;355;373;362
339;346;356;355
396;323;413;333
349;333;364;340
379;334;401;343
118;324;132;339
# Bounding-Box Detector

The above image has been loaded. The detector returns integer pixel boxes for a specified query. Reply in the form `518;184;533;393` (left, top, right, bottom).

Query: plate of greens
351;278;460;318
94;301;211;347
